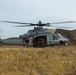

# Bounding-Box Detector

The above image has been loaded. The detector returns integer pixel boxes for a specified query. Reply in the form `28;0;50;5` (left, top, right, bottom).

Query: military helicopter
1;20;75;47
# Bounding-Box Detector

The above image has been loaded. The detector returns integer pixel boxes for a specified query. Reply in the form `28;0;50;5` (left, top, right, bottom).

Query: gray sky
0;0;76;39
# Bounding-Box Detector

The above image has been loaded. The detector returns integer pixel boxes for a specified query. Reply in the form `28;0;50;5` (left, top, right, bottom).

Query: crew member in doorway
38;37;45;48
25;38;29;48
23;38;26;47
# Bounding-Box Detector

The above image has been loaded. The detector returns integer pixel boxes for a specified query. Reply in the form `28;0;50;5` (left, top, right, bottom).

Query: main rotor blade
50;21;76;24
14;24;38;27
45;25;72;28
1;21;32;24
14;25;31;27
1;20;76;27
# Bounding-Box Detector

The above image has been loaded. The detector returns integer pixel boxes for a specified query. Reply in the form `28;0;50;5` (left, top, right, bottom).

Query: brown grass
0;45;76;75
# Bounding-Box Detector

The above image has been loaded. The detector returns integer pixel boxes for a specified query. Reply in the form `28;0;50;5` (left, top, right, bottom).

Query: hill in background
56;29;76;41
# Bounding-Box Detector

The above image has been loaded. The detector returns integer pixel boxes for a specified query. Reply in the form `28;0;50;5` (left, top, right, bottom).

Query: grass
0;45;76;75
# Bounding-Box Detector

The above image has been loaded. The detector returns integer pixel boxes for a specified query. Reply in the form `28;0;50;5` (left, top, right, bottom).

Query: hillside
71;29;76;40
56;29;76;41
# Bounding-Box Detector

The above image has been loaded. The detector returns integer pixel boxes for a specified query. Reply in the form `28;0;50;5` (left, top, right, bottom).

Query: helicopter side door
47;34;59;45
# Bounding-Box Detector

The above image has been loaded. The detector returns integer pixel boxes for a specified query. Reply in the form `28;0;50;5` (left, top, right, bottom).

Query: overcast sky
0;0;76;39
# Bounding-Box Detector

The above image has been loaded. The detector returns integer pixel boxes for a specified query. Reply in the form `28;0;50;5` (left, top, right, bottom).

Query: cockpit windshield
56;33;64;38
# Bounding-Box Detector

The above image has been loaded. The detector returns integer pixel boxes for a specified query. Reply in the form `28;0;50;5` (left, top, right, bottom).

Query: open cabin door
33;35;47;47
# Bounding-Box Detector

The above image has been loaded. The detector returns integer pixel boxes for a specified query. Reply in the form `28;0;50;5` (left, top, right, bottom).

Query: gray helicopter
1;20;75;47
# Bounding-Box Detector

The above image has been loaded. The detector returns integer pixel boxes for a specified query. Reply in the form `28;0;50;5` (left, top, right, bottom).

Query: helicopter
1;20;76;47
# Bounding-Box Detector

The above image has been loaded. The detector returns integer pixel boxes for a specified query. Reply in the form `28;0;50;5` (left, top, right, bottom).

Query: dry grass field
0;45;76;75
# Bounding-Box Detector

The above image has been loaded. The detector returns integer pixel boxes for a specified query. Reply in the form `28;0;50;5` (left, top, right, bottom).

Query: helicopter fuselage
19;26;69;47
